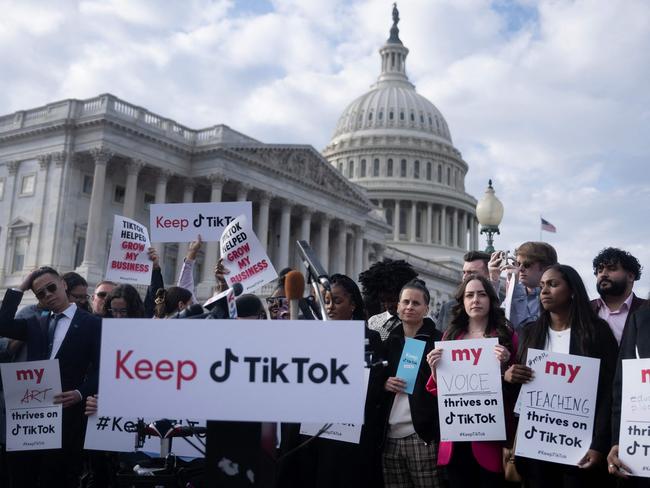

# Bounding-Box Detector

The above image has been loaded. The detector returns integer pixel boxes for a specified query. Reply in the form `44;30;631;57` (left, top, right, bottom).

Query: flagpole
540;215;542;241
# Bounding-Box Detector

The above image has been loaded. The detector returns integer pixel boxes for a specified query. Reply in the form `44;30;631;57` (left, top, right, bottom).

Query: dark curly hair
154;286;192;318
359;259;417;317
103;284;145;318
447;274;512;350
592;247;642;281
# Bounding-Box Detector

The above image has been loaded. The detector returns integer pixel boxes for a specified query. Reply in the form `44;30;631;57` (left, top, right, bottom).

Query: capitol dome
323;4;479;263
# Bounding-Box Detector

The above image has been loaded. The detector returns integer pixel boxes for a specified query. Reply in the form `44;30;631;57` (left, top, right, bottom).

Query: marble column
175;180;195;275
123;160;144;219
197;175;224;298
24;154;50;270
300;208;312;243
410;201;417;242
433;206;440;244
155;170;169;204
440;205;447;247
77;147;112;282
256;193;271;251
362;240;370;273
426;203;433;244
334;221;347;273
236;183;249;202
461;211;468;249
277;200;292;270
319;216;331;271
0;161;20;282
353;227;363;280
393;200;400;241
452;208;459;248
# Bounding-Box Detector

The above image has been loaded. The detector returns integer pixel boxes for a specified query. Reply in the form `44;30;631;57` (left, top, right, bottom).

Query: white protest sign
105;215;153;285
515;349;599;465
203;288;238;319
150;202;252;242
618;358;650;477
85;414;205;458
98;319;365;424
0;360;62;451
220;215;278;293
434;337;506;442
299;368;371;444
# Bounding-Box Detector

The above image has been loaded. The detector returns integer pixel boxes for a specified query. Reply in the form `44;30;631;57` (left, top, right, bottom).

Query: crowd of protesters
0;238;648;488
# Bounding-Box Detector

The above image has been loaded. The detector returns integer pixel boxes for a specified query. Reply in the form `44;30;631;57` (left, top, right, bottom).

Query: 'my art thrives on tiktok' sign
98;319;366;424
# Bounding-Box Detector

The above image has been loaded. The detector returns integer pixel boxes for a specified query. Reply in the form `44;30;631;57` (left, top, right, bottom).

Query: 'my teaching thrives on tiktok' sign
97;319;366;424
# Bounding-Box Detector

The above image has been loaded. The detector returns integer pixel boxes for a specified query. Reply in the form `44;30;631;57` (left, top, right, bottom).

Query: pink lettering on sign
544;361;581;383
450;348;482;366
115;350;197;390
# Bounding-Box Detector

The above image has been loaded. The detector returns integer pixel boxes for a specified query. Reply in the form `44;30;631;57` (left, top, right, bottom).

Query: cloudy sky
1;0;649;298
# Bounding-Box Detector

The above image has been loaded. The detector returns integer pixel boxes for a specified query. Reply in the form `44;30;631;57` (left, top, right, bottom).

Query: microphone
199;283;245;319
296;240;330;291
285;270;305;320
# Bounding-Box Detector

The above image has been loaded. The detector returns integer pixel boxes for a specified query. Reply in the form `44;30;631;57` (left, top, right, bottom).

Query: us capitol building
0;7;478;310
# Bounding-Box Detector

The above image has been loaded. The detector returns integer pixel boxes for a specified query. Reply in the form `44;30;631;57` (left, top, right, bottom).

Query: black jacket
519;317;618;454
612;306;650;444
0;288;101;399
381;317;442;445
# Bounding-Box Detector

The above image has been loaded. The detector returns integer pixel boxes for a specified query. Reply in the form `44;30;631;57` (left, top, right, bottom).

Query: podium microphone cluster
284;270;305;321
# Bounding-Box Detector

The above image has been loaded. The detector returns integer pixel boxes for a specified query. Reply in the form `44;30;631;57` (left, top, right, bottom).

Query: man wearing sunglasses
488;241;558;330
0;266;101;487
91;280;116;316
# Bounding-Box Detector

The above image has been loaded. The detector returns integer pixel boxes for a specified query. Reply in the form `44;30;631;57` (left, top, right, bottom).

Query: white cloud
0;0;649;296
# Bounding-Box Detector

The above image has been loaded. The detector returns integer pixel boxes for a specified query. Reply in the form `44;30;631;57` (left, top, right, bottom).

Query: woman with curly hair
426;274;517;487
102;284;145;318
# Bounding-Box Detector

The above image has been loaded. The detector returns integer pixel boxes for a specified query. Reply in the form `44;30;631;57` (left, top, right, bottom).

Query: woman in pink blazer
426;274;518;487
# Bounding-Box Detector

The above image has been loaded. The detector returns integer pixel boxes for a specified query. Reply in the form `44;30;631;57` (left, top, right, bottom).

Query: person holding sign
426;274;517;487
608;306;650;485
381;279;443;488
504;264;618;487
0;267;101;487
290;274;384;488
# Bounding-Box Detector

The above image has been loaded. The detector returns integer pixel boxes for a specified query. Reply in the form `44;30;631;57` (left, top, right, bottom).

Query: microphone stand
304;266;328;322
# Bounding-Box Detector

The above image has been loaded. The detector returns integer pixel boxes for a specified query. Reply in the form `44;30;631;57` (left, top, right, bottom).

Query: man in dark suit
591;247;647;344
0;266;101;487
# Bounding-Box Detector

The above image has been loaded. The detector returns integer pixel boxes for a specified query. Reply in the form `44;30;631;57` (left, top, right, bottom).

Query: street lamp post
476;179;504;253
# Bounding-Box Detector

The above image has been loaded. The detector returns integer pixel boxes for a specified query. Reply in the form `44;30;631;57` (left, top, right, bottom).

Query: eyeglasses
95;291;108;299
516;261;534;269
108;308;128;317
35;283;58;300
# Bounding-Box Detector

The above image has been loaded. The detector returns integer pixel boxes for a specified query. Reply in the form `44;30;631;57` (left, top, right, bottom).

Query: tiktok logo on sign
209;348;350;385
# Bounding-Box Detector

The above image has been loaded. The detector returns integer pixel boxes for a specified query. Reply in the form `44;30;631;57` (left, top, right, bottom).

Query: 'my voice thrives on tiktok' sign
98;319;366;424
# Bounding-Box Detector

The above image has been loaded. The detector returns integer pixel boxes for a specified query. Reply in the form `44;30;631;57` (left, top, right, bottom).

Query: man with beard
591;247;646;344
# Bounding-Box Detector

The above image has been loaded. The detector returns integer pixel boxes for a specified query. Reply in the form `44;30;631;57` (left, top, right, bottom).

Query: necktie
47;313;64;357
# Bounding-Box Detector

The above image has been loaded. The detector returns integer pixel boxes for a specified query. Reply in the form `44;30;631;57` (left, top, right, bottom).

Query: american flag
541;217;557;233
